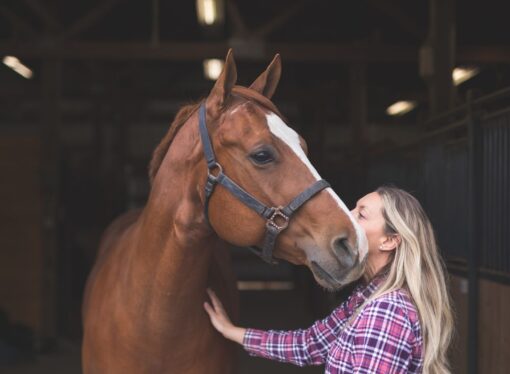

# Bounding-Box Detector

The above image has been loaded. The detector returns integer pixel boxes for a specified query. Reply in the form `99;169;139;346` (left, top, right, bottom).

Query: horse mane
148;101;201;184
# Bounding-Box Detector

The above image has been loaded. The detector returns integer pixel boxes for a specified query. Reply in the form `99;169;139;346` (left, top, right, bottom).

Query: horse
82;50;368;374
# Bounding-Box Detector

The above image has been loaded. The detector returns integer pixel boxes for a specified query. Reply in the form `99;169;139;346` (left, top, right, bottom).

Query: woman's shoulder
361;288;420;328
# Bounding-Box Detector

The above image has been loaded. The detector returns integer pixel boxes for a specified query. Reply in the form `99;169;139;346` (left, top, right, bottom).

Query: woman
204;186;454;373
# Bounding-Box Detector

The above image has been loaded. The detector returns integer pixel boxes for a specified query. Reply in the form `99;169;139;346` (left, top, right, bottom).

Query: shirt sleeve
351;299;417;374
242;299;352;367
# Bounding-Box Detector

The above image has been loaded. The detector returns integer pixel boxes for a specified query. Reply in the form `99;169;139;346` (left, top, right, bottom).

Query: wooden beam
226;0;249;37
254;0;308;38
349;64;368;147
151;0;159;45
0;41;508;63
421;0;456;116
59;0;126;41
0;41;417;62
40;57;62;349
23;0;60;31
368;0;423;39
0;6;37;38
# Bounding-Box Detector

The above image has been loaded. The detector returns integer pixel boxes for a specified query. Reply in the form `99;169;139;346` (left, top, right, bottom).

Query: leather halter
198;103;330;264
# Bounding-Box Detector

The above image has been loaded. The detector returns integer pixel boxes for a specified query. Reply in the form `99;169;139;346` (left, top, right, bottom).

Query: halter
198;103;330;264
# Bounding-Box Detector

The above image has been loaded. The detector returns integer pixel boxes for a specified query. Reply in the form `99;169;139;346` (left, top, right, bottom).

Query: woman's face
350;192;392;273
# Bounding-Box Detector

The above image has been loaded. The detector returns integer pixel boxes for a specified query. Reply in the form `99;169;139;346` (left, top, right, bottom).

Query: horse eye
250;149;275;165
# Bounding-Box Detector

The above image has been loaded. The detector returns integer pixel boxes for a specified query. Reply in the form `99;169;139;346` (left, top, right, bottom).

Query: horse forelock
148;86;283;185
231;86;285;120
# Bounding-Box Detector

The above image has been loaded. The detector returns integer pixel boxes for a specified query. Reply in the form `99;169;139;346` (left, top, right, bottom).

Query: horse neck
132;113;223;305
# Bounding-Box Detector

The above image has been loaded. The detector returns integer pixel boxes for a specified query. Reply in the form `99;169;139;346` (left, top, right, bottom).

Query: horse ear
208;49;237;114
249;54;281;99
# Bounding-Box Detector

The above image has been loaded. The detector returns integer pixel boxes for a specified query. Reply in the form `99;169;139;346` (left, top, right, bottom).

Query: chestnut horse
82;50;368;374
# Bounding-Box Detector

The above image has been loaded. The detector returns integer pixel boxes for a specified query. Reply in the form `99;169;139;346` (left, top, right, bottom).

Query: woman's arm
204;288;346;367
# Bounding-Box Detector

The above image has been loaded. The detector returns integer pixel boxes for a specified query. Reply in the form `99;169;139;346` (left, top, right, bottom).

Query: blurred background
0;0;509;373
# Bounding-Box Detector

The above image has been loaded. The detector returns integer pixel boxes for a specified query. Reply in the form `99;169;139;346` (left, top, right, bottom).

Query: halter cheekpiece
198;102;330;264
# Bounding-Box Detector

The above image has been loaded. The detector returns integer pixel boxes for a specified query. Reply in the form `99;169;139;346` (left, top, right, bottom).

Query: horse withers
82;50;368;374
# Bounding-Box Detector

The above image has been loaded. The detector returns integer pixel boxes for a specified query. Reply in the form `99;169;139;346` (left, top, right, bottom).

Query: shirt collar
355;271;388;301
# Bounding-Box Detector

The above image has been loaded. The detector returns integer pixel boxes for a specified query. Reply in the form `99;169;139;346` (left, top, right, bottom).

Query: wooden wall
0;136;44;341
450;274;510;373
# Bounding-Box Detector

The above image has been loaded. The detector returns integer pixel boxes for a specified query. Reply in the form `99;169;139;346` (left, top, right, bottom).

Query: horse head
200;50;368;290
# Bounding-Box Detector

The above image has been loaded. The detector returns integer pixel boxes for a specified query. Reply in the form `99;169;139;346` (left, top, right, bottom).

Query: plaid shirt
243;275;423;373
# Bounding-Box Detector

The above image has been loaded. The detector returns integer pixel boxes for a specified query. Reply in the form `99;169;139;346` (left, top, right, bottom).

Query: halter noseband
198;103;330;264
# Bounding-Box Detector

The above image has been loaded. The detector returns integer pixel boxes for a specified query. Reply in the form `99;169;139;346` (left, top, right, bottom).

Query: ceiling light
196;0;224;26
386;101;417;117
203;59;224;80
2;56;33;79
453;66;479;86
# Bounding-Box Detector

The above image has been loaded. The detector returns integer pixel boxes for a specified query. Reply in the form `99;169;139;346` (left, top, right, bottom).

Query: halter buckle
266;207;290;232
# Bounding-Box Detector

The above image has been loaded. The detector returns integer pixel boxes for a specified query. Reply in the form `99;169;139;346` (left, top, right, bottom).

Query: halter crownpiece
198;102;330;264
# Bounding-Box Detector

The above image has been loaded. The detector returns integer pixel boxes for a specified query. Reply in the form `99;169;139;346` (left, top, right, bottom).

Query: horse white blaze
265;112;369;261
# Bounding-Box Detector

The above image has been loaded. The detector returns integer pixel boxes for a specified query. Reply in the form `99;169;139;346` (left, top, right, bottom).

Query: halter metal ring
266;207;290;231
207;162;223;181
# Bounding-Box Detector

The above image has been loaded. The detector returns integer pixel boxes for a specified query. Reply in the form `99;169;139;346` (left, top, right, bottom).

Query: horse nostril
332;236;355;268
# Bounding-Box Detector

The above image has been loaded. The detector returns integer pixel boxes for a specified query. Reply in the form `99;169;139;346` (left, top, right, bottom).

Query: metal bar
424;103;468;126
447;263;510;286
473;86;510;105
422;84;510;126
367;118;468;159
480;106;510;123
482;122;488;270
506;123;510;273
466;90;480;374
483;129;494;267
497;122;502;272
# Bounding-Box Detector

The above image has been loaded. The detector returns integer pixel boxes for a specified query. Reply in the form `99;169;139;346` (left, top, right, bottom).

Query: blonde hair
365;186;454;374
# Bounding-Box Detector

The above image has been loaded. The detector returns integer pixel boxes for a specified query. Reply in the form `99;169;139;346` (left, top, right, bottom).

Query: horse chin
309;260;365;291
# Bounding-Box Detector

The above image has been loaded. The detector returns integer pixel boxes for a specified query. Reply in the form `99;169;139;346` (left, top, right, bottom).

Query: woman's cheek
364;226;379;251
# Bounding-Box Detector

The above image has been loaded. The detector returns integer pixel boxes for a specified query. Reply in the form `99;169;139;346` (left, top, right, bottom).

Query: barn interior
1;0;509;373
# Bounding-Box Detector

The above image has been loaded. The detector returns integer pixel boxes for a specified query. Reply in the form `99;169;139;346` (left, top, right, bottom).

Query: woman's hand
204;288;246;345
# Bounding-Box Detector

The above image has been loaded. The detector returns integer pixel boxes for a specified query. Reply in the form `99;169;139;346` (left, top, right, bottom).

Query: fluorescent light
2;55;33;79
453;66;479;86
203;59;224;80
386;101;417;117
196;0;224;26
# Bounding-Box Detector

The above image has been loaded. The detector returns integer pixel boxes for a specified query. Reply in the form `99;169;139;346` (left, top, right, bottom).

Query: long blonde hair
365;186;454;374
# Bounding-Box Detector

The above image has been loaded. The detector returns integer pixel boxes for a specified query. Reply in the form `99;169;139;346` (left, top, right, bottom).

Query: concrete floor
1;289;325;374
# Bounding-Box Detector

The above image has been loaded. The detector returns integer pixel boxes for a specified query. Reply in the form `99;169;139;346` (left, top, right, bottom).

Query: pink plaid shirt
243;275;423;373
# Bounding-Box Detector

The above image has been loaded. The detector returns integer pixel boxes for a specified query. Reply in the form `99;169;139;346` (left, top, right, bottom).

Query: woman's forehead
357;192;382;210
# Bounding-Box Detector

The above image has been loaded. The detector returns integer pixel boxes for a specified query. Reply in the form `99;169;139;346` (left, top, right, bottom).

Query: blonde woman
204;186;454;374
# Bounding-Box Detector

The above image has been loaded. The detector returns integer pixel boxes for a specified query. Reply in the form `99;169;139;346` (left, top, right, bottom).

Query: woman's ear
379;234;401;252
